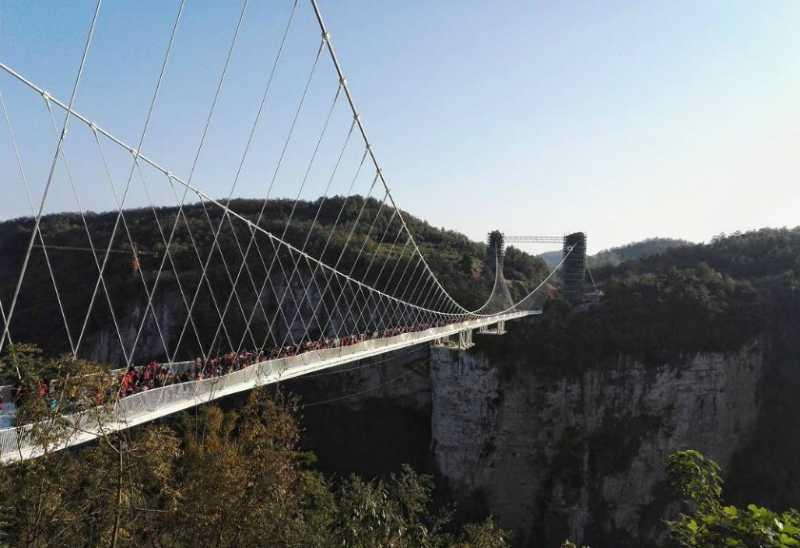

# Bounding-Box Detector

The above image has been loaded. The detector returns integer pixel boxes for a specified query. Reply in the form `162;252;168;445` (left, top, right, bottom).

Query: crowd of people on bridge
1;320;450;428
118;350;262;397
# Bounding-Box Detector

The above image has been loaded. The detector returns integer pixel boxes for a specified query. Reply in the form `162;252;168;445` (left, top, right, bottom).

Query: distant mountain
601;227;800;282
535;237;691;271
589;237;692;268
536;250;563;270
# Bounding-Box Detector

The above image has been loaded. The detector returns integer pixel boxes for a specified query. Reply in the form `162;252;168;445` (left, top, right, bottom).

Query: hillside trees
496;263;764;373
596;227;800;283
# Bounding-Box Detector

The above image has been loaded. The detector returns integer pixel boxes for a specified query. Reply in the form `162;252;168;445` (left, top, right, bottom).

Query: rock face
82;272;348;365
84;293;181;366
430;341;763;547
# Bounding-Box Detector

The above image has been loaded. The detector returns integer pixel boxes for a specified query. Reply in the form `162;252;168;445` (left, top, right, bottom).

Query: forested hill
596;228;800;283
0;196;548;356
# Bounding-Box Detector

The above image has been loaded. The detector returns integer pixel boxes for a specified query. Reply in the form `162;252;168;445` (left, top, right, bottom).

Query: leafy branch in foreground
666;450;800;547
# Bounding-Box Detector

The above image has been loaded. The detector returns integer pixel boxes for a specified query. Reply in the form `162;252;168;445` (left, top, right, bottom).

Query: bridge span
0;311;535;463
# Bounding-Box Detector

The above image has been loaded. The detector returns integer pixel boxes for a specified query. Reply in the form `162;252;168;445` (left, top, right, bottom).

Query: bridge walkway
0;310;535;462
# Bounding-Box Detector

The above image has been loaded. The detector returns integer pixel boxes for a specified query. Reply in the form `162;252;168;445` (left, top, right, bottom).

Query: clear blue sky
1;1;799;253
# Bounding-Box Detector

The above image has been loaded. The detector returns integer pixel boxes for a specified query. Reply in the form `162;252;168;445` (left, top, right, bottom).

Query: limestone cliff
430;340;763;547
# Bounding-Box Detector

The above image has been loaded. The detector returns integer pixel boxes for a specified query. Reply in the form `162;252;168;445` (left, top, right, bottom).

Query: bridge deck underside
0;311;536;462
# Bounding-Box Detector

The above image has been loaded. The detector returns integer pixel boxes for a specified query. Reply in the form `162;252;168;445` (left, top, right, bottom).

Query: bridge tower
562;232;587;305
483;230;514;314
486;230;505;273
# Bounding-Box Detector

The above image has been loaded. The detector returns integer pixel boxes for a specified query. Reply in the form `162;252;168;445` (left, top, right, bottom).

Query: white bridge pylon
0;310;535;463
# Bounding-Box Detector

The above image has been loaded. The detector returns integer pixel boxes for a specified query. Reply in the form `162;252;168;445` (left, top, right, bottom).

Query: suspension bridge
0;0;582;462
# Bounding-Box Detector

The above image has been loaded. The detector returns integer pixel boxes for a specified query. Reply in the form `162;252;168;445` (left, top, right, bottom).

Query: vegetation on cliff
491;227;800;372
0;197;547;360
485;262;765;372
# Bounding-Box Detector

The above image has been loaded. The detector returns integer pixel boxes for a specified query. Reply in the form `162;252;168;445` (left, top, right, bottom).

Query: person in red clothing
142;362;154;387
120;367;136;396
